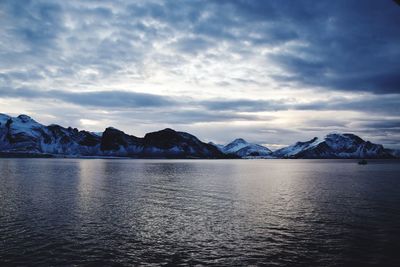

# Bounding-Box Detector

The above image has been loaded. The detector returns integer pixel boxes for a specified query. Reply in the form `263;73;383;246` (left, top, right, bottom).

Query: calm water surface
0;159;400;266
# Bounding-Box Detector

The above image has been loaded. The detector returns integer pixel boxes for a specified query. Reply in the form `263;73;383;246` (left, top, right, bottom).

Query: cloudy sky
1;0;399;149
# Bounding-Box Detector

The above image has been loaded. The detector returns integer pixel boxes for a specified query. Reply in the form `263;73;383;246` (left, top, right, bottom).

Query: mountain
142;128;224;158
221;138;272;157
272;133;394;159
100;127;225;158
0;114;397;159
0;114;101;155
0;114;226;158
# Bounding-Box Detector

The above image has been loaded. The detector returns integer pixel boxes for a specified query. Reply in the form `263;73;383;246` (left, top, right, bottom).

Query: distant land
0;113;398;159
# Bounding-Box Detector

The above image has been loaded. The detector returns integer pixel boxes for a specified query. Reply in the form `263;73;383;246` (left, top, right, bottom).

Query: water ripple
0;159;400;266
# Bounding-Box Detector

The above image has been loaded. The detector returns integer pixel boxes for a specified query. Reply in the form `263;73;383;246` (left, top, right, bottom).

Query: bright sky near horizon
0;0;399;148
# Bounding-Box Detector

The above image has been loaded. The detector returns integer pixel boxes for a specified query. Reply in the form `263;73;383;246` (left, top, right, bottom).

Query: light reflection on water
1;159;400;266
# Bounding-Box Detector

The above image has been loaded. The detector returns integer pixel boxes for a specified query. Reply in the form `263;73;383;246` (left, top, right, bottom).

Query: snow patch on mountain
222;138;249;154
272;137;322;158
221;138;272;157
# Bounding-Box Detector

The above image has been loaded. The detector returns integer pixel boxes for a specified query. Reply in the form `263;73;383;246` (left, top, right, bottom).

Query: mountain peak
222;138;249;153
17;114;35;123
231;138;247;144
222;138;272;157
104;127;124;133
326;132;363;140
159;128;177;134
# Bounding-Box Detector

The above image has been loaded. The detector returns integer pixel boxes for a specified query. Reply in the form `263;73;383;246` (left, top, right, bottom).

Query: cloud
0;87;274;125
201;96;400;115
4;1;64;47
263;1;400;94
1;0;399;94
1;87;400;117
0;87;175;108
110;109;269;125
357;119;400;130
0;0;399;148
200;99;287;112
173;37;214;55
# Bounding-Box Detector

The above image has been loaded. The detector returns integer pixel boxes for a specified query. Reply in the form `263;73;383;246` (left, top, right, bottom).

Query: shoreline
0;152;398;160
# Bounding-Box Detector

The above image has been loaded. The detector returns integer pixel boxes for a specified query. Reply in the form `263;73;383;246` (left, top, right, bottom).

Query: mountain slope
221;138;272;157
272;137;321;158
272;133;394;159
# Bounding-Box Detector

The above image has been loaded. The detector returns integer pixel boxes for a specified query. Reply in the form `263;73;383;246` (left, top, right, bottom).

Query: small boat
358;159;368;165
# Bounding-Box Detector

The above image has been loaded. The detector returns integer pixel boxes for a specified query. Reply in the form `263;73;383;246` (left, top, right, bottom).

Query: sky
0;0;399;149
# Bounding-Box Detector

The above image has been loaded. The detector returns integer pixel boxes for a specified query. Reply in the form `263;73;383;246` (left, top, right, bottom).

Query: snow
221;138;272;157
222;138;250;154
11;119;43;137
274;137;322;157
236;144;272;157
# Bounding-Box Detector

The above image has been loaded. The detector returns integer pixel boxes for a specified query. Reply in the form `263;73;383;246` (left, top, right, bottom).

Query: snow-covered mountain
0;114;225;158
222;138;248;154
0;114;397;159
220;138;272;157
272;133;394;159
0;114;101;155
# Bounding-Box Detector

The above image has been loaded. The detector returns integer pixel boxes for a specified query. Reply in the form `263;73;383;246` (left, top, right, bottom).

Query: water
0;159;399;266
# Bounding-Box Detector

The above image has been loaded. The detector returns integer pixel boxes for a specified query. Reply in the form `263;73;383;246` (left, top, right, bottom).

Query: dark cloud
330;96;400;114
357;120;400;130
11;2;63;39
1;87;399;117
201;96;400;115
0;87;272;124
263;0;400;94
0;87;174;108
